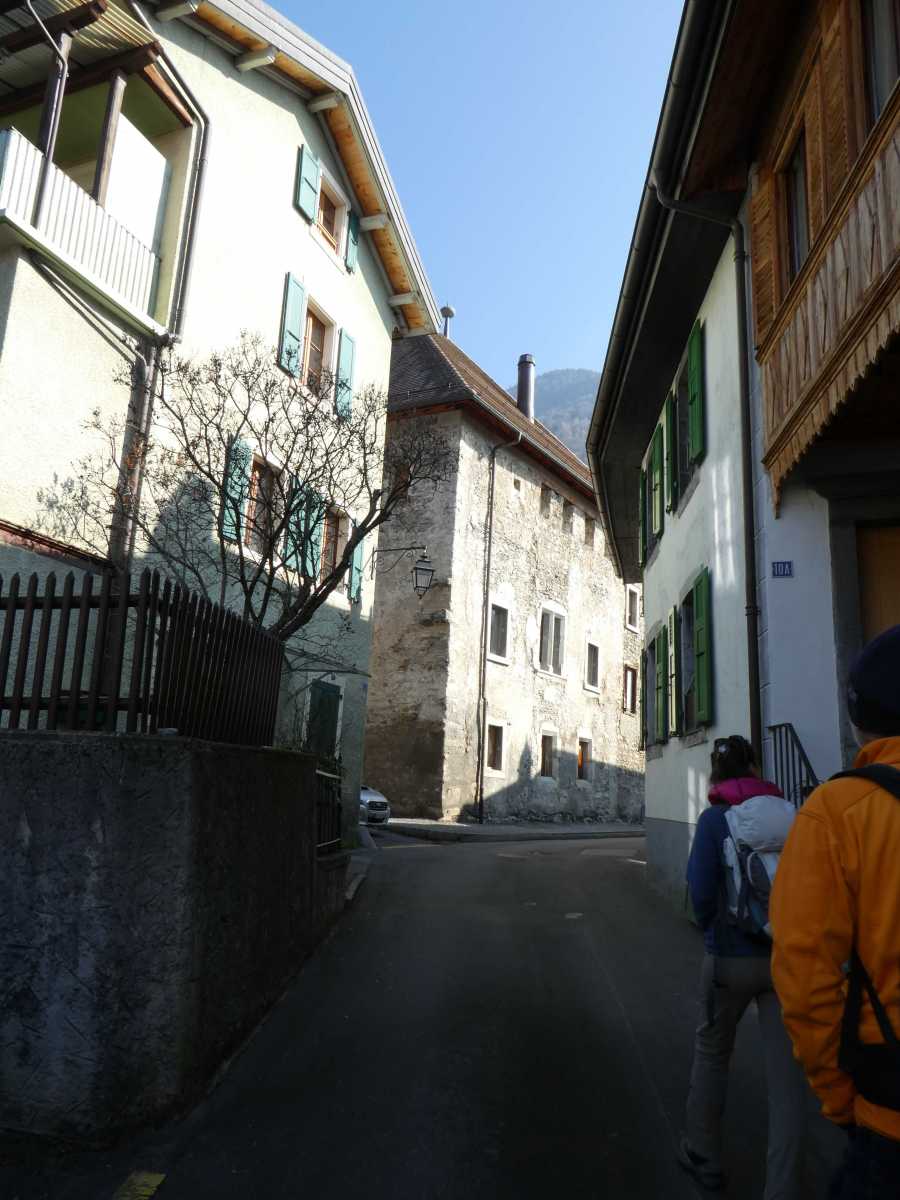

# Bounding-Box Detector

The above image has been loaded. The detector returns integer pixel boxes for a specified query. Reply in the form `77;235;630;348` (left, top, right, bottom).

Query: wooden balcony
0;127;160;325
760;113;900;502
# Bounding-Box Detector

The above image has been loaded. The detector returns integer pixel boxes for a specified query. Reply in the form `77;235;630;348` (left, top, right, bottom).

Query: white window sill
485;767;506;779
310;223;346;272
583;681;601;694
625;622;640;634
487;652;510;666
535;667;565;680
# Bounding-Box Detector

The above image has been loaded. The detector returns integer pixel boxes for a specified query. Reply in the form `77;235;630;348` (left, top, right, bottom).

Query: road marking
379;842;439;850
113;1173;166;1199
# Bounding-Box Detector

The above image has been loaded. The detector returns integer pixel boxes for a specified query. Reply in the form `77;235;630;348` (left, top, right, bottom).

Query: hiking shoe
676;1136;726;1191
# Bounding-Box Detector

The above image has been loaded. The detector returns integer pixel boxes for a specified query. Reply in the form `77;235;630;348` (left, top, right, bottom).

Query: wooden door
857;526;900;642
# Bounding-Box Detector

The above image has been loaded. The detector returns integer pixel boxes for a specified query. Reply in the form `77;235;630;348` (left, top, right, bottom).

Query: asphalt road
4;833;841;1199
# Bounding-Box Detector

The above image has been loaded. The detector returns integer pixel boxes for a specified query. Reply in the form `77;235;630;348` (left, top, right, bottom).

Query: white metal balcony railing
0;127;159;318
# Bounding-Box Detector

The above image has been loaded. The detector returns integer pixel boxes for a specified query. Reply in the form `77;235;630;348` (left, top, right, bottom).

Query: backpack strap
831;764;900;799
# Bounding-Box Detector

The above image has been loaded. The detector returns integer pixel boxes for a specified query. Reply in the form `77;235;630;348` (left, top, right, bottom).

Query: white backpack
722;794;796;938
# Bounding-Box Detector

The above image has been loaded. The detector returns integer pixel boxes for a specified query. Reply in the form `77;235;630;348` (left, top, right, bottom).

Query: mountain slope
507;368;600;463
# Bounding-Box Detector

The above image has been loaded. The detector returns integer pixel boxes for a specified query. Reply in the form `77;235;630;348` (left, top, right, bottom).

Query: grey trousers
685;954;808;1200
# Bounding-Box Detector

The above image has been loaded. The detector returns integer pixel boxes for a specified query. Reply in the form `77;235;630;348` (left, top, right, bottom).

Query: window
863;0;900;127
540;733;555;777
489;604;509;659
577;738;591;781
650;425;664;536
244;459;281;554
679;567;713;731
642;627;669;746
320;507;341;576
303;309;328;392
316;187;339;250
487;723;504;772
540;485;552;516
306;680;341;758
626;585;640;632
513;478;522;491
785;132;809;283
539;608;565;674
623;666;637;714
585;642;600;689
584;516;595;548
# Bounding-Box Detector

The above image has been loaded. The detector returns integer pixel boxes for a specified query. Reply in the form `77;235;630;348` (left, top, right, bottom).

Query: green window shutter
651;425;664;537
350;522;364;601
694;566;713;724
638;469;647;567
665;391;678;511
303;492;325;580
345;210;360;272
335;329;355;418
655;625;668;743
283;476;305;571
295;145;321;222
279;274;305;377
667;605;681;736
222;438;251;543
688;320;705;463
639;651;646;750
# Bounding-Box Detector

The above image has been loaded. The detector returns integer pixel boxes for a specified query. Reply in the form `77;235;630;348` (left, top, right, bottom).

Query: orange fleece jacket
771;736;900;1142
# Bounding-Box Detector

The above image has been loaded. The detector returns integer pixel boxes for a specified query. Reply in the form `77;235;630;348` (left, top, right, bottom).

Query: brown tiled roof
388;334;595;501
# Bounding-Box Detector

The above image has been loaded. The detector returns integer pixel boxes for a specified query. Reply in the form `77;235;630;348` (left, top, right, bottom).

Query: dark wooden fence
0;569;284;745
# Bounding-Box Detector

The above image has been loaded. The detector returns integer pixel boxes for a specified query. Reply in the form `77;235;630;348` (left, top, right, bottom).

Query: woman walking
677;734;807;1197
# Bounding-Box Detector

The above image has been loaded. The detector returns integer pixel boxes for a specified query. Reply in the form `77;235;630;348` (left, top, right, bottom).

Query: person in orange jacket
771;624;900;1197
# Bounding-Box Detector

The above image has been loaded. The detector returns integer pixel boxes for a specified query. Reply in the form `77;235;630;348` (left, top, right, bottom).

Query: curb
375;825;645;845
345;847;375;903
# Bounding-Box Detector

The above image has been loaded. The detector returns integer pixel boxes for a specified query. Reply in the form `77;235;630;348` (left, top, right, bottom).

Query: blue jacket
687;793;773;958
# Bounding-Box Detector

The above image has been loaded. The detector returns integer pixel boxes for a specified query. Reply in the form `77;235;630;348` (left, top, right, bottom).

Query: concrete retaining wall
0;732;348;1140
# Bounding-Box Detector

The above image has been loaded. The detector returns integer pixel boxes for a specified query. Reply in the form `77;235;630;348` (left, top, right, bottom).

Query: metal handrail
768;723;820;808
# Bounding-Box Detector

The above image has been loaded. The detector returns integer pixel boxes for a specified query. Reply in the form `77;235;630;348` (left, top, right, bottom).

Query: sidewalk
375;818;644;843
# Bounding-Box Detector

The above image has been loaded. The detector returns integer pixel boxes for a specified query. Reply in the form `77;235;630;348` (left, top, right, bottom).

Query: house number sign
772;561;794;578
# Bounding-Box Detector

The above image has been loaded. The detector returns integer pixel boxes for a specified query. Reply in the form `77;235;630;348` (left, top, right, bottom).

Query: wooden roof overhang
0;0;191;125
159;0;439;335
586;0;807;581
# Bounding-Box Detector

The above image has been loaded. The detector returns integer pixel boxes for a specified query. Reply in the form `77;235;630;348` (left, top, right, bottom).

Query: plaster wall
641;238;750;887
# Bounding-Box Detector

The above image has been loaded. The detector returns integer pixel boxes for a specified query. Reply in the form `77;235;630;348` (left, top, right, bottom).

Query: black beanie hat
847;624;900;736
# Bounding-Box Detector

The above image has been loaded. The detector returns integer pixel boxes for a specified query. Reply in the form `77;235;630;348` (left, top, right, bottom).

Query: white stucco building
0;0;439;811
365;334;643;824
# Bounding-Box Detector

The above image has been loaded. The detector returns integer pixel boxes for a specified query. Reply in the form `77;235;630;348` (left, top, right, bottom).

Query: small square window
577;739;591;781
487;723;503;772
513;478;522;491
626;585;640;632
586;642;599;689
623;666;637;714
539;609;565;674
584;516;595;548
489;604;509;659
540;734;555;777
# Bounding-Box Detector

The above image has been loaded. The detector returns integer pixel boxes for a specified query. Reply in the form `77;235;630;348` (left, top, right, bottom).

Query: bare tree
37;332;450;669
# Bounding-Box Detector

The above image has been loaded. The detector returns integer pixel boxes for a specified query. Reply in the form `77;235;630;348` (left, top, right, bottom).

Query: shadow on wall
465;744;644;826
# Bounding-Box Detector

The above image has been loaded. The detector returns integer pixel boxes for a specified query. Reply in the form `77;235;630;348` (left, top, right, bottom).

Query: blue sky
288;0;683;386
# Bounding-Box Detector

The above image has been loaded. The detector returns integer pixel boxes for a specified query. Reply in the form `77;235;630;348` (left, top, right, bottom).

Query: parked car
359;784;391;826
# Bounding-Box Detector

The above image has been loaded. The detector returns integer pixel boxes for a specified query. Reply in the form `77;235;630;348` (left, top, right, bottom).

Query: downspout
24;0;70;227
650;174;762;756
475;433;522;823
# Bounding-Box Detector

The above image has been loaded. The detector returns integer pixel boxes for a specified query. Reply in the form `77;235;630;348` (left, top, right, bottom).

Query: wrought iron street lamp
369;544;435;598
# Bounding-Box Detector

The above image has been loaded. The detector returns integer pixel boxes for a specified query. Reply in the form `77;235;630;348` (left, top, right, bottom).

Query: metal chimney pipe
440;304;455;338
517;354;535;421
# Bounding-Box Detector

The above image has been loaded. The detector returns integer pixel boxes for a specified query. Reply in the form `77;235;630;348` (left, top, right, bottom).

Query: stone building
364;334;643;823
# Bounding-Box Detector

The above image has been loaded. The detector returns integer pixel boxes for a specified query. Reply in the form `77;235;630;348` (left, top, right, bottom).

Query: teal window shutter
694;566;713;724
345;210;360;272
665;392;678;511
335;329;355;418
350;522;364;601
651;425;664;537
283;476;305;571
222;438;251;543
295;145;321;223
303;492;325;580
279;274;305;377
668;606;681;736
655;625;668;743
638;469;647;567
688;320;705;463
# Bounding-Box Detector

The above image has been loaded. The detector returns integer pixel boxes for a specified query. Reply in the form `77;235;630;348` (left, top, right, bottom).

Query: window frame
625;585;641;632
311;162;350;262
577;737;592;784
243;456;282;555
538;604;566;676
302;306;329;393
783;128;810;286
486;721;505;775
539;730;557;780
623;665;638;714
488;601;510;664
584;639;600;692
862;0;900;129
